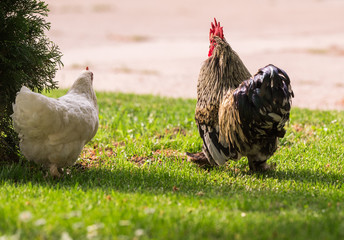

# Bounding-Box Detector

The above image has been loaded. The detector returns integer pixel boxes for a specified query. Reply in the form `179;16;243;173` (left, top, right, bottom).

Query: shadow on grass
260;168;343;184
1;159;343;198
1;160;344;239
1;159;343;183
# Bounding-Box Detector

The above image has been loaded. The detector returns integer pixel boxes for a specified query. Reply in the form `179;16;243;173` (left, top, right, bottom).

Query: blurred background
45;0;344;110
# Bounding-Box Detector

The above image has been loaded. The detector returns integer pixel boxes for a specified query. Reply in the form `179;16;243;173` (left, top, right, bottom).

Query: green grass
1;91;344;240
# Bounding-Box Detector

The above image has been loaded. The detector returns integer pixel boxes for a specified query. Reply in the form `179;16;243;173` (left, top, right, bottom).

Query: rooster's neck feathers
197;37;251;110
210;37;251;89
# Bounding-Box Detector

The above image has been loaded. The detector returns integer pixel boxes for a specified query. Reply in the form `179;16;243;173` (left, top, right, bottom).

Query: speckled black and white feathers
219;64;294;170
233;65;293;141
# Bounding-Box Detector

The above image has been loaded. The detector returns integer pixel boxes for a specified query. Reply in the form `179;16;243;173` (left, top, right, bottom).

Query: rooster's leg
248;157;274;172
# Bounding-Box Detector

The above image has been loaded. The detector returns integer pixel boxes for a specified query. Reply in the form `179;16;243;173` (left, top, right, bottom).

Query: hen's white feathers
11;70;99;174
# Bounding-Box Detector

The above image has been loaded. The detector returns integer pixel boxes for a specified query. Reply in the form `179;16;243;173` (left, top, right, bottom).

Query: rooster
11;67;99;177
195;19;294;171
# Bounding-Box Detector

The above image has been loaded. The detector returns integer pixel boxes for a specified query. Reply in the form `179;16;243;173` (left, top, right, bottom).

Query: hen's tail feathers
11;86;61;138
236;64;294;138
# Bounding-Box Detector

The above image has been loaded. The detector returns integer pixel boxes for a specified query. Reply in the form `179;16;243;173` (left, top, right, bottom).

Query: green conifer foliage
0;0;63;162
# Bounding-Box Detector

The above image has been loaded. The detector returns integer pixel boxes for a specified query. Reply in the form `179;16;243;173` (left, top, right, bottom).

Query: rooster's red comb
209;18;224;40
86;66;89;70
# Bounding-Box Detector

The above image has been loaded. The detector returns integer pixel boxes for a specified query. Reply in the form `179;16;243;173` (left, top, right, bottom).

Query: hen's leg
49;164;62;178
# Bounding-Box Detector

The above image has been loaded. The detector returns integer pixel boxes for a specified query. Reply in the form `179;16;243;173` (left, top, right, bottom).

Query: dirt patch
76;145;116;169
291;124;317;136
186;152;212;168
129;149;185;166
113;141;126;148
291;124;304;133
155;127;187;139
77;145;187;169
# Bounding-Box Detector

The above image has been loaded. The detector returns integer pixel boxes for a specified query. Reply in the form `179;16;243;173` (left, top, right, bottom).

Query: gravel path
46;0;344;110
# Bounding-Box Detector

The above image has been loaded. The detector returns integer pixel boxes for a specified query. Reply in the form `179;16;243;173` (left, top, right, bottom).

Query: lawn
1;91;344;240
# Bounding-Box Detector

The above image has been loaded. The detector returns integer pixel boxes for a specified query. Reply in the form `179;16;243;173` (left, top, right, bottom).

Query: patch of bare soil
129;149;185;166
76;144;189;169
185;152;212;168
75;145;117;170
155;127;187;139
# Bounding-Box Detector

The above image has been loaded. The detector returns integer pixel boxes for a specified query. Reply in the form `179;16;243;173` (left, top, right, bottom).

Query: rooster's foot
248;159;276;172
186;152;213;168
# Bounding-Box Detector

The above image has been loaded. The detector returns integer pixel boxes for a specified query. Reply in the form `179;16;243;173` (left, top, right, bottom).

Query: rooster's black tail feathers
235;64;294;139
257;64;293;111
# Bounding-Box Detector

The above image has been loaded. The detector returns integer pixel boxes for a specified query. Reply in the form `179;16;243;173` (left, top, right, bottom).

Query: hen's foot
186;152;213;168
248;160;276;172
49;165;63;178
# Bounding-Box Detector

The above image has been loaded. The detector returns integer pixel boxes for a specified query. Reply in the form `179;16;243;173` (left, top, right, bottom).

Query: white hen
11;67;99;177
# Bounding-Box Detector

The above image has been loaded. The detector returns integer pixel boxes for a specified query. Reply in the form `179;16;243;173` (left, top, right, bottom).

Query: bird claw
186;152;213;168
248;160;276;172
49;165;63;178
